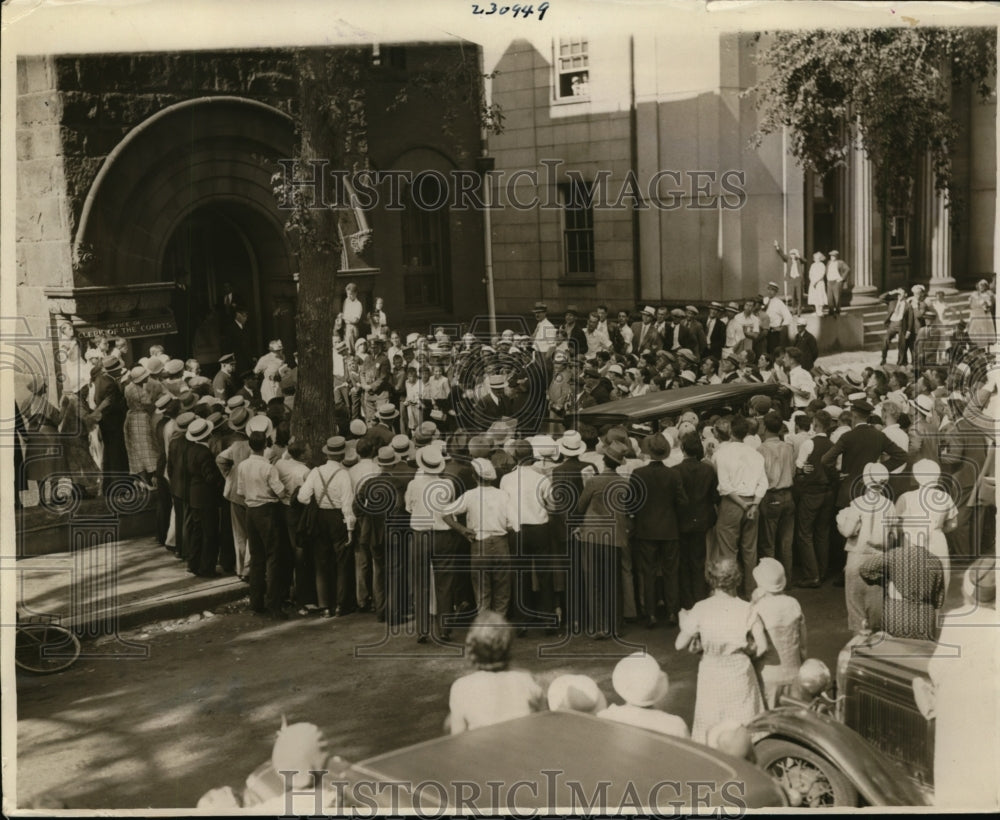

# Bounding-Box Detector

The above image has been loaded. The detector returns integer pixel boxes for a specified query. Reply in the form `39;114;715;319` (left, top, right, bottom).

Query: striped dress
124;381;158;473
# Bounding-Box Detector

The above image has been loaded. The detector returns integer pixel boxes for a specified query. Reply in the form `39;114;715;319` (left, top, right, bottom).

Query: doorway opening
161;202;296;369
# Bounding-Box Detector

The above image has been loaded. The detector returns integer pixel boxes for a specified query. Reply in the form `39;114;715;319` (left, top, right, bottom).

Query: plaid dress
124;382;158;473
688;593;766;743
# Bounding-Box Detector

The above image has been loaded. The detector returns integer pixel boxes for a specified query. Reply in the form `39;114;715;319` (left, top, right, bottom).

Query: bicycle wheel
15;623;81;674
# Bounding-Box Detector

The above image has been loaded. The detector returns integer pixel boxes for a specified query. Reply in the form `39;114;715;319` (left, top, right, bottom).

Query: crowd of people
15;277;997;810
15;280;997;638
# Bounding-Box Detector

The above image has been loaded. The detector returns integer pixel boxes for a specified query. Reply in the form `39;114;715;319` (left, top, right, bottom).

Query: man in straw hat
92;355;129;474
297;436;355;619
234;428;288;619
184;418;225;578
631;305;663;357
406;445;456;642
443;457;512;625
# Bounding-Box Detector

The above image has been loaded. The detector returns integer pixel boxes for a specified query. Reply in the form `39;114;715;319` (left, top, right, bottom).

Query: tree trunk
289;52;345;465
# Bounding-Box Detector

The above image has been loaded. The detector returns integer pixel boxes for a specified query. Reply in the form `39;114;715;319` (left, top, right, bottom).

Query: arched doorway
162;202;295;367
70;97;298;366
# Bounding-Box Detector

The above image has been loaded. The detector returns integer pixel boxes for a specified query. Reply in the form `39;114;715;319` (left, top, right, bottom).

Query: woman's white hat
547;674;608;714
611;652;669;708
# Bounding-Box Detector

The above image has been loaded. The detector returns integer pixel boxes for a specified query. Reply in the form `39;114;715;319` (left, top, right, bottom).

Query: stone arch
71;96;298;359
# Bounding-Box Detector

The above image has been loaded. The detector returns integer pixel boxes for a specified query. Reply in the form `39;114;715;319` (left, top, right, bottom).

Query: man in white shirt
531;302;558;356
297;436;355;618
583;312;612;356
711;415;768;596
443;458;512;619
500;441;554;633
405;445;457;642
723;302;744;355
826;250;849;316
764;282;795;354
342;282;364;352
785;347;816;409
773;242;804;315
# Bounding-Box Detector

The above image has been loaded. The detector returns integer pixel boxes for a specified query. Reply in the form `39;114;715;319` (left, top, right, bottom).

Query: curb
67;577;249;637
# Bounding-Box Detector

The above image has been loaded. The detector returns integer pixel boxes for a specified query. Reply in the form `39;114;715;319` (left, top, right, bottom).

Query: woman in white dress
676;558;768;743
894;458;958;593
807;252;828;315
967;278;995;345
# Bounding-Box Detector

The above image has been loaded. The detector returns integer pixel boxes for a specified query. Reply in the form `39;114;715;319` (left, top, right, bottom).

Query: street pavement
14;581;859;810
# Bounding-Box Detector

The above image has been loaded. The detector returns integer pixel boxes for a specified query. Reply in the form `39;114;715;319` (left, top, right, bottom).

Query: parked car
574;381;788;431
835;630;936;803
743;632;933;808
240;711;787;812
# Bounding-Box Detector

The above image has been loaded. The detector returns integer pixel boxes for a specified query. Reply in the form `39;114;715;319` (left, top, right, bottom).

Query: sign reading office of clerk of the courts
73;312;179;341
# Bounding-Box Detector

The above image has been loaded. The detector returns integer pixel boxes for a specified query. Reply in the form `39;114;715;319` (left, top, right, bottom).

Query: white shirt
765;296;795;331
342;295;363;324
598;704;689;738
712;440;768;500
889;299;907;323
449;486;510;539
405;473;454;531
297;461;356;530
826;260;843;282
499;465;551;529
532;318;558;354
788;365;816;408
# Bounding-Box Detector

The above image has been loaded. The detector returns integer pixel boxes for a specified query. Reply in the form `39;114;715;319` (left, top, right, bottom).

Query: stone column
850;136;878;302
927;180;956;293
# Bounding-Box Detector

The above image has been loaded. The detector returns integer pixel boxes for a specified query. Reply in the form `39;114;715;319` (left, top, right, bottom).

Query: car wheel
754;738;859;808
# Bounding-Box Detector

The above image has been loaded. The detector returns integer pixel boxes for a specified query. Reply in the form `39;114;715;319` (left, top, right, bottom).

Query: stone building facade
484;32;996;315
17;45;488;396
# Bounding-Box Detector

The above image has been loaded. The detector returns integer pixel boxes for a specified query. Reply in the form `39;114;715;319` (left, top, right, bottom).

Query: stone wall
50;50;298;236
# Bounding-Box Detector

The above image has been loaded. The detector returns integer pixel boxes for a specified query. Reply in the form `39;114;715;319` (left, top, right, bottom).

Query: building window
401;175;451;309
890;214;910;258
559;180;595;277
555;37;590;100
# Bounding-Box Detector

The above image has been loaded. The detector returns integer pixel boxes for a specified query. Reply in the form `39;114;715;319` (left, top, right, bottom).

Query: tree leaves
746;27;996;213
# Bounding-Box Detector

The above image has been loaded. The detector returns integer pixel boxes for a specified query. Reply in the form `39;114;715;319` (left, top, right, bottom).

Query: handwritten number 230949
472;2;549;19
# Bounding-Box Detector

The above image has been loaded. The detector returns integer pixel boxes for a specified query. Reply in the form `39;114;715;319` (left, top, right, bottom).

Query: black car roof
575;381;785;426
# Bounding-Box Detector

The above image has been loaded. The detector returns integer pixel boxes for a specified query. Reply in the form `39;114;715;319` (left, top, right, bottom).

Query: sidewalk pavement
15;536;249;636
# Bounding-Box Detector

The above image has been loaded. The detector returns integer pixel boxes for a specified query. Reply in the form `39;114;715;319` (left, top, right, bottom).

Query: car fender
747;706;929;806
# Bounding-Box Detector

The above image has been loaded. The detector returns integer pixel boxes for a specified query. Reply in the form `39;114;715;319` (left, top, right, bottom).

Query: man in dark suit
92;356;129;475
704;302;727;360
790;319;819;371
549;430;598;630
675;430;718;608
166;412;194;559
226;305;254;377
561;306;588;358
630;306;663;356
942;407;993;559
880;289;914;366
213;353;236;400
184;417;226;577
679;306;708;361
629;434;688;628
822;397;908;510
476;374;517;424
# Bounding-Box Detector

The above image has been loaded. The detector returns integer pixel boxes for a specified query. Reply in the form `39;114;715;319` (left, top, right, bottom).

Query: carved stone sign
73;311;178;340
